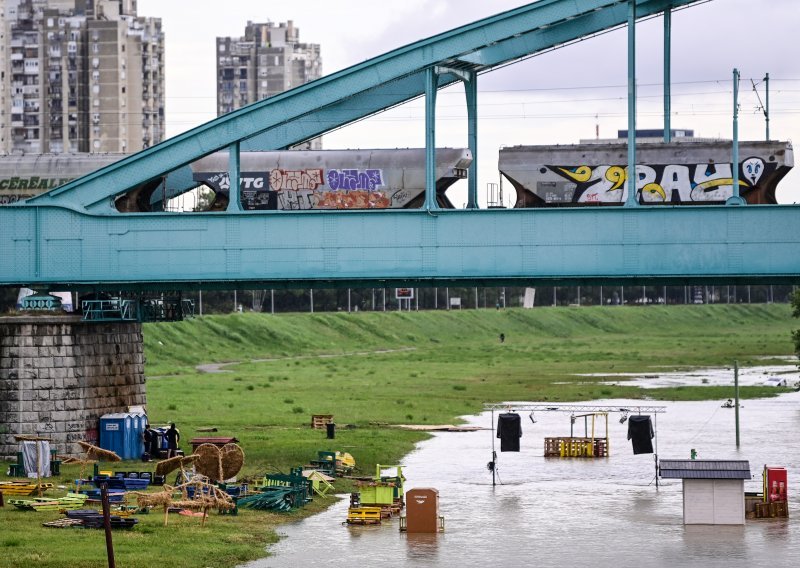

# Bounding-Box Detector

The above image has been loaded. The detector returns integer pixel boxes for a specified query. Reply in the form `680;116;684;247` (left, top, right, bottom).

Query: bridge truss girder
2;205;799;291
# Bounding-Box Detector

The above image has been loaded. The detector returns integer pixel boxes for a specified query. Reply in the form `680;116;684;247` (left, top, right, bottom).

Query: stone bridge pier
0;316;145;459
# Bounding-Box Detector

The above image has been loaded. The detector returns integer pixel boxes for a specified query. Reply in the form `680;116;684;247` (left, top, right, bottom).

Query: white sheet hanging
21;441;51;478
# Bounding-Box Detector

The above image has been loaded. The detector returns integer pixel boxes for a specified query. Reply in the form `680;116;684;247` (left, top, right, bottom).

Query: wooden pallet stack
9;493;87;511
310;415;333;429
753;501;789;519
543;437;608;458
0;481;54;496
346;506;382;525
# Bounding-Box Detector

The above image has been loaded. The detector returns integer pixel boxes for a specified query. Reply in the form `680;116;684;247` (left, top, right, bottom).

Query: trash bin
326;422;336;439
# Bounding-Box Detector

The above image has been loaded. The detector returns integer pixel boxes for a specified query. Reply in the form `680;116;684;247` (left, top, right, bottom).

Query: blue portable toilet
128;412;147;460
123;414;135;459
99;413;127;458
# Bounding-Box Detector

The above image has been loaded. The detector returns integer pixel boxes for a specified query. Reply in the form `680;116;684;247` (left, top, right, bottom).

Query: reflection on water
404;533;439;561
243;388;800;568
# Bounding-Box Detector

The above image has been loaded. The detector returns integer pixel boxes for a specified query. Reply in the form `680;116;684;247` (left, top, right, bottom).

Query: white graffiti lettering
269;168;324;192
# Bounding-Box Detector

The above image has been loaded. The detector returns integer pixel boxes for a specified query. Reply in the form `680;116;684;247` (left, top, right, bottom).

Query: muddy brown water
243;367;800;568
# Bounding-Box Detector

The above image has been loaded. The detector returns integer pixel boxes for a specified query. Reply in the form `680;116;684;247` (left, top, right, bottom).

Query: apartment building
0;0;164;154
216;20;321;149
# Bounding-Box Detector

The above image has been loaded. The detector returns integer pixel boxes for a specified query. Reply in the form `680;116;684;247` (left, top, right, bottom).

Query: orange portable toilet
405;488;439;533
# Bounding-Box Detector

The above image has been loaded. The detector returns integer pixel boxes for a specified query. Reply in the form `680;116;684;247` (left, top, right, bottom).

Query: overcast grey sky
137;0;800;204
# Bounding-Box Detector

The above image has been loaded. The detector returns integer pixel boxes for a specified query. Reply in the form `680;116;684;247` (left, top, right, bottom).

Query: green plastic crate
359;484;395;506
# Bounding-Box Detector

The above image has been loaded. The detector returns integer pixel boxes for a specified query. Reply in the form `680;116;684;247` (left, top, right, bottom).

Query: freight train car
500;140;793;207
2;141;793;210
0;148;472;211
188;148;472;211
0;153;124;205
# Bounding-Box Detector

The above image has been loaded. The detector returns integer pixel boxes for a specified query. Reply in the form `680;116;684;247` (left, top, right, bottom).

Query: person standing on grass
147;424;161;459
143;423;154;461
166;423;181;458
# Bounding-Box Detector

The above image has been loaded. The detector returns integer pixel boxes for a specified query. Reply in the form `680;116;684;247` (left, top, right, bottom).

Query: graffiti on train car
542;157;775;203
194;167;392;210
327;168;383;191
0;176;74;205
0;176;72;191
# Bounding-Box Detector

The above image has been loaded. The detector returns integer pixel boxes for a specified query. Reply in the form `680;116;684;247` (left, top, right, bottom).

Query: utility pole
765;73;770;140
734;360;741;448
752;73;770;140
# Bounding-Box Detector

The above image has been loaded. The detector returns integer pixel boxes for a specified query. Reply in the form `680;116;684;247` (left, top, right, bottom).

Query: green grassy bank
2;304;797;567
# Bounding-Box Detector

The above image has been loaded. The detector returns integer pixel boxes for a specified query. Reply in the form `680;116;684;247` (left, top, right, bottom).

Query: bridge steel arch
1;0;799;291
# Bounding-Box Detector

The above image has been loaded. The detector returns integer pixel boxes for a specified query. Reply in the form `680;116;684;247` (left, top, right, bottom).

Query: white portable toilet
659;459;751;525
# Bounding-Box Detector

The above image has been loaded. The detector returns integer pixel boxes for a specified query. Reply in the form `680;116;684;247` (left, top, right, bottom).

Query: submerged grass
1;304;797;567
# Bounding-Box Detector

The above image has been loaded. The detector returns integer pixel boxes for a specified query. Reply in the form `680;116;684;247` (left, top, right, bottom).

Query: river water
244;367;800;568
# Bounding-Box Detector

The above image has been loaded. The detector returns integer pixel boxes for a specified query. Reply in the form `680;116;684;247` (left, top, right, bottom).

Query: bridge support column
0;317;146;459
425;67;439;211
625;0;639;207
227;141;243;211
466;70;478;209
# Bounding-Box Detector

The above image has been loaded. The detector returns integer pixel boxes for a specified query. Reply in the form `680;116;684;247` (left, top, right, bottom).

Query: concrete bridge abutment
0;316;145;459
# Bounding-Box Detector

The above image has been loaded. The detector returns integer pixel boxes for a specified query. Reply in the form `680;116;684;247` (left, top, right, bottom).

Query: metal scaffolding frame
484;403;667;413
485;403;667;487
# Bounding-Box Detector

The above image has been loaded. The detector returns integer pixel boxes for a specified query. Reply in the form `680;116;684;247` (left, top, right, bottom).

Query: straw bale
155;454;197;477
221;444;245;479
14;435;52;442
136;476;235;513
135;489;174;508
60;457;97;465
77;441;121;462
194;443;245;481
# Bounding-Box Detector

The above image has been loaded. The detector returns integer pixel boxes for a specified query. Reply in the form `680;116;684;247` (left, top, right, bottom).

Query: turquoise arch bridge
1;0;799;291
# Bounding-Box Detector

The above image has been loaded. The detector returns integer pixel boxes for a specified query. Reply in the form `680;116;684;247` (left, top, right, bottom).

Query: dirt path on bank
150;347;418;378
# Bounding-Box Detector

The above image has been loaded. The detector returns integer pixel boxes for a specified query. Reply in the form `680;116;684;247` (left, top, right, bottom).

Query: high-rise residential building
0;0;164;154
216;20;322;149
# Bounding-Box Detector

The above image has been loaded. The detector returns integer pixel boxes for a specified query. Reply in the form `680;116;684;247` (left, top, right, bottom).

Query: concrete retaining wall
0;316;145;459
